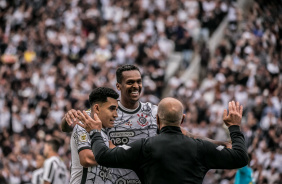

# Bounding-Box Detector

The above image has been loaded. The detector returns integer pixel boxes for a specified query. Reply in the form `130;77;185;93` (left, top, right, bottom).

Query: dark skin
61;69;232;148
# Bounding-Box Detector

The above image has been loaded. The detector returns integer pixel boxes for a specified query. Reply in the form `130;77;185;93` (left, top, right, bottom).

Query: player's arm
79;149;98;167
60;109;79;132
199;101;248;169
74;120;98;167
91;132;143;169
44;181;50;184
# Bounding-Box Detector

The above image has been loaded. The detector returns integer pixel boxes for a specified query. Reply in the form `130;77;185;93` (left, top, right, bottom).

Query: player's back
42;156;68;184
31;168;43;184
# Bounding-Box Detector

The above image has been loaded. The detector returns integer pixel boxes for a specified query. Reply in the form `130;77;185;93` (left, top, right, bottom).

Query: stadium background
0;0;281;183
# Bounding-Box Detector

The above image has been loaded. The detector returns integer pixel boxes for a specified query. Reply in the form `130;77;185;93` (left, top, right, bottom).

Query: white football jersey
70;110;115;184
106;101;158;184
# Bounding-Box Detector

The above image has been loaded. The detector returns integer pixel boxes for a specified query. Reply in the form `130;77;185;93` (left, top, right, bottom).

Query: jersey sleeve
73;124;91;153
90;132;144;170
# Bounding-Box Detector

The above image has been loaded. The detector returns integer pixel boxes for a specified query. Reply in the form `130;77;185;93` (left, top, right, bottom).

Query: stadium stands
0;0;281;183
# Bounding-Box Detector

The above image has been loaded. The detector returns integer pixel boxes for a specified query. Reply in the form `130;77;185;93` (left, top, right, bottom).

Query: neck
47;152;58;159
120;99;139;109
160;124;180;130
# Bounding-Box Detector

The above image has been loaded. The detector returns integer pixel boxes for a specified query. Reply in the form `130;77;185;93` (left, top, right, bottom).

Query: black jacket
90;126;248;184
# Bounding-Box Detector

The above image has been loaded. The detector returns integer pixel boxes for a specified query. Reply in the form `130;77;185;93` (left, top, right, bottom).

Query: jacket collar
160;126;182;134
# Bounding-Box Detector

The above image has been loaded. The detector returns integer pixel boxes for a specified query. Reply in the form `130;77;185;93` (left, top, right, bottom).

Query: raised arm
199;101;248;169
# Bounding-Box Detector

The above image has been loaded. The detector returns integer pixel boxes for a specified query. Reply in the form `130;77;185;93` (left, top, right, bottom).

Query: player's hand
76;110;102;133
223;101;243;127
109;141;116;149
64;109;79;126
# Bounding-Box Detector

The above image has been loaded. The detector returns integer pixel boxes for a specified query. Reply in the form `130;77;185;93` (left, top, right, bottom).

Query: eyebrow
126;79;142;82
109;105;118;109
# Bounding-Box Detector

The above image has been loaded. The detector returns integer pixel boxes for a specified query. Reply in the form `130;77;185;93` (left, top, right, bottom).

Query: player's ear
93;104;100;114
157;115;160;128
181;114;186;125
116;83;121;91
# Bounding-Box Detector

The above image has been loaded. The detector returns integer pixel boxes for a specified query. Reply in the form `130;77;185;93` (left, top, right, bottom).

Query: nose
113;110;118;118
132;82;138;88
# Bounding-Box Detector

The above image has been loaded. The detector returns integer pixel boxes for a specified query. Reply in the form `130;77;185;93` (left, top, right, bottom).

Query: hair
46;138;61;152
89;87;119;107
116;65;141;83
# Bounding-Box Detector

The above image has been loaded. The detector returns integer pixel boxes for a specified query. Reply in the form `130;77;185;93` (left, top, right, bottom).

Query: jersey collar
118;101;141;114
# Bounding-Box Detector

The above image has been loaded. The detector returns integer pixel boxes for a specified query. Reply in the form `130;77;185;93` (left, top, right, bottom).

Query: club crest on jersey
137;114;149;127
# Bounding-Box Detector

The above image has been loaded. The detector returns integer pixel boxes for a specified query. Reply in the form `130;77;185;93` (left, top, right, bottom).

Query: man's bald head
157;97;184;127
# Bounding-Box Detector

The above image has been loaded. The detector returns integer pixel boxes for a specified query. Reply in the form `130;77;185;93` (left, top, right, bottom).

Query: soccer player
42;139;68;184
62;65;230;183
31;152;44;184
79;99;248;184
69;87;119;184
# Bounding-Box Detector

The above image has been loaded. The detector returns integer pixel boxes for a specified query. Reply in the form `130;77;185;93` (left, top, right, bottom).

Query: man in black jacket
77;98;248;184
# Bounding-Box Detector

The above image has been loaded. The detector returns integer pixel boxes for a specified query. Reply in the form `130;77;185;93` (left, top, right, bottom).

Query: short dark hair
46;138;61;152
89;87;119;106
116;65;141;83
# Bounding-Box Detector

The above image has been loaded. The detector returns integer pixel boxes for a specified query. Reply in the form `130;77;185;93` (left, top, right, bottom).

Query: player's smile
118;70;143;105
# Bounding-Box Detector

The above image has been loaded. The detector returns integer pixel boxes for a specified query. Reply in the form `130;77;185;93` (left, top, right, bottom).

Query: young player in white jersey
62;65;231;184
32;153;44;184
42;139;68;184
69;87;119;184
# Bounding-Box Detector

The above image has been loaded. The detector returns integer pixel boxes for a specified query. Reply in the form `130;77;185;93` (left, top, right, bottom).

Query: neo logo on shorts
115;178;141;184
109;131;135;146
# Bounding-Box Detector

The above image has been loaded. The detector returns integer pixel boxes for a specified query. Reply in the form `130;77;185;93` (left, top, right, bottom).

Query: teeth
131;91;138;94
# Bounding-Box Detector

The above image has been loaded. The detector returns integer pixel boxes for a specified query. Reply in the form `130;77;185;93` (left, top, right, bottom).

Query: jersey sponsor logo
109;131;135;146
110;131;135;138
137;114;149;127
115;178;141;184
118;145;131;150
79;133;88;142
99;166;113;181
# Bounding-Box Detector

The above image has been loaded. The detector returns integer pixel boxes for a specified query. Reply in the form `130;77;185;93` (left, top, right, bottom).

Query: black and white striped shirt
32;168;43;184
42;156;68;184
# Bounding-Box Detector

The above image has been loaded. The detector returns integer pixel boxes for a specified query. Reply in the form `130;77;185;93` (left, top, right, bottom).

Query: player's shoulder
140;101;158;113
85;109;91;114
73;123;87;132
33;168;44;175
44;156;56;166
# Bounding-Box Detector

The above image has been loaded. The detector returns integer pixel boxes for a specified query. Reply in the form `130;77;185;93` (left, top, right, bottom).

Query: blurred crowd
0;0;280;183
168;0;282;183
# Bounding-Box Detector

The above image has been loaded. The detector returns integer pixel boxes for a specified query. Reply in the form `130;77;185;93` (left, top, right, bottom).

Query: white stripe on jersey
42;156;68;184
32;168;43;184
